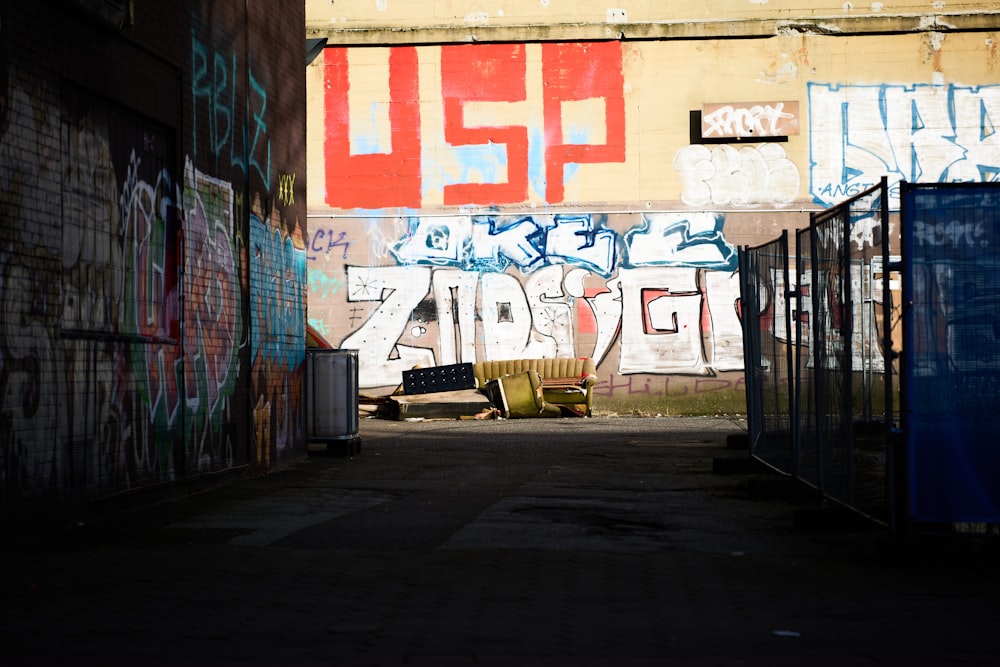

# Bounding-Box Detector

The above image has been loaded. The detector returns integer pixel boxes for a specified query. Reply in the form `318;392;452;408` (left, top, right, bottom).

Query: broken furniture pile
372;359;598;421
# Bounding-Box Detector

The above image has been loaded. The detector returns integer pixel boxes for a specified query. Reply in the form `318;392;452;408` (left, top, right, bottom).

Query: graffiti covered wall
305;25;1000;409
309;210;742;389
1;1;307;519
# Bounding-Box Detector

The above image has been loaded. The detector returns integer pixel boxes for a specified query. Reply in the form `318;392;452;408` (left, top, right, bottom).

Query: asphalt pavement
2;415;999;666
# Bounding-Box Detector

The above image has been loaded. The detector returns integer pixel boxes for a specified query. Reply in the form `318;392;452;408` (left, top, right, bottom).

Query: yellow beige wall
305;3;1000;411
306;1;1000;41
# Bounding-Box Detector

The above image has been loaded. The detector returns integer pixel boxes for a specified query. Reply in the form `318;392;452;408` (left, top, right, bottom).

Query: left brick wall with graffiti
0;1;307;522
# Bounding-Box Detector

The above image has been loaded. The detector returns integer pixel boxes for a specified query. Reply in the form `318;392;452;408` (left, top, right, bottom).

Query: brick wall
1;0;307;522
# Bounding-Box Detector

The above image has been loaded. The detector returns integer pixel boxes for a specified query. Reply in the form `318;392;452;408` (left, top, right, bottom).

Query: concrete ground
2;415;998;666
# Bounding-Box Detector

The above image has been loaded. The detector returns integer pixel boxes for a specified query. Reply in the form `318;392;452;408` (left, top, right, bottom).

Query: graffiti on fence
759;259;888;374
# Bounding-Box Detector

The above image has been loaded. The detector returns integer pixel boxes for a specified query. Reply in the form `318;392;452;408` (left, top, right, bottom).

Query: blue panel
901;182;1000;524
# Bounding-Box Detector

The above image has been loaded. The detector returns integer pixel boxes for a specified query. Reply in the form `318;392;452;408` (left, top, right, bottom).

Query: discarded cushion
487;370;561;419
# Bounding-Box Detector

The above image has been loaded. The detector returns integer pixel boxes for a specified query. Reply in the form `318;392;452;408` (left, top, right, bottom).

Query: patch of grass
593;389;747;417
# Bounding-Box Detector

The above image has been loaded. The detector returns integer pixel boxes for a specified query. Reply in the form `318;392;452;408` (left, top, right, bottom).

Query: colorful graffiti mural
183;158;241;470
308;211;744;389
1;6;307;512
189;16;307;473
310;37;1000;396
248;195;307;466
0;79;194;500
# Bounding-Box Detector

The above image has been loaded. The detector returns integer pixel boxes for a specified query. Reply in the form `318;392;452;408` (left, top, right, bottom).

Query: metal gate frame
740;177;895;526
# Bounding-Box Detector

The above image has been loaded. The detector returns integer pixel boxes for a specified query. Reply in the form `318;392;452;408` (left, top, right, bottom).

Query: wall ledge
307;12;1000;46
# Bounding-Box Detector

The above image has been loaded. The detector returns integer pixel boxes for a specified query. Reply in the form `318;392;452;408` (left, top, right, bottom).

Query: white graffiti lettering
674;143;800;207
912;219;986;247
809;83;1000;207
704;270;745;372
625;212;737;270
392;215;473;266
480;272;534;359
543;215;618;275
617;267;709;375
317;211;751;387
702;102;796;139
340;266;436;387
472;217;545;270
432;269;479;366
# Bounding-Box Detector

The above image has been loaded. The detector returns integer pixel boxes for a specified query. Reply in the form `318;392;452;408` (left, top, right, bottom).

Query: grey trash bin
306;348;361;456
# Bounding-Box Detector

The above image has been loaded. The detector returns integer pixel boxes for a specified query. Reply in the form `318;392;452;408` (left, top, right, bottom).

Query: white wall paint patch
375;0;387;12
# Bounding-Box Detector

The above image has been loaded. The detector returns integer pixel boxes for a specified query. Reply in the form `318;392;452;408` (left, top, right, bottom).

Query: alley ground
2;415;998;666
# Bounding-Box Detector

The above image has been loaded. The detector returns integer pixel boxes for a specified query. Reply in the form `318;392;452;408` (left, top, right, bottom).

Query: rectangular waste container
306;348;361;456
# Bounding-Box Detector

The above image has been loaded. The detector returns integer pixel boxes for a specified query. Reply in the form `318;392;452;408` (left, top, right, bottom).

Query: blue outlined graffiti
390;213;619;276
250;212;306;368
808;82;1000;206
470;215;545;272
623;212;738;271
391;215;473;266
543;214;618;276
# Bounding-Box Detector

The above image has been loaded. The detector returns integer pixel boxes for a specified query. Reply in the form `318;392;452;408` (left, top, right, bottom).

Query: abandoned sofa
473;357;598;417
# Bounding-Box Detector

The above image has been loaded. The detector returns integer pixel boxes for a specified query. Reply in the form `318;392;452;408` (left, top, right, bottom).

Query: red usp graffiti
323;42;626;209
